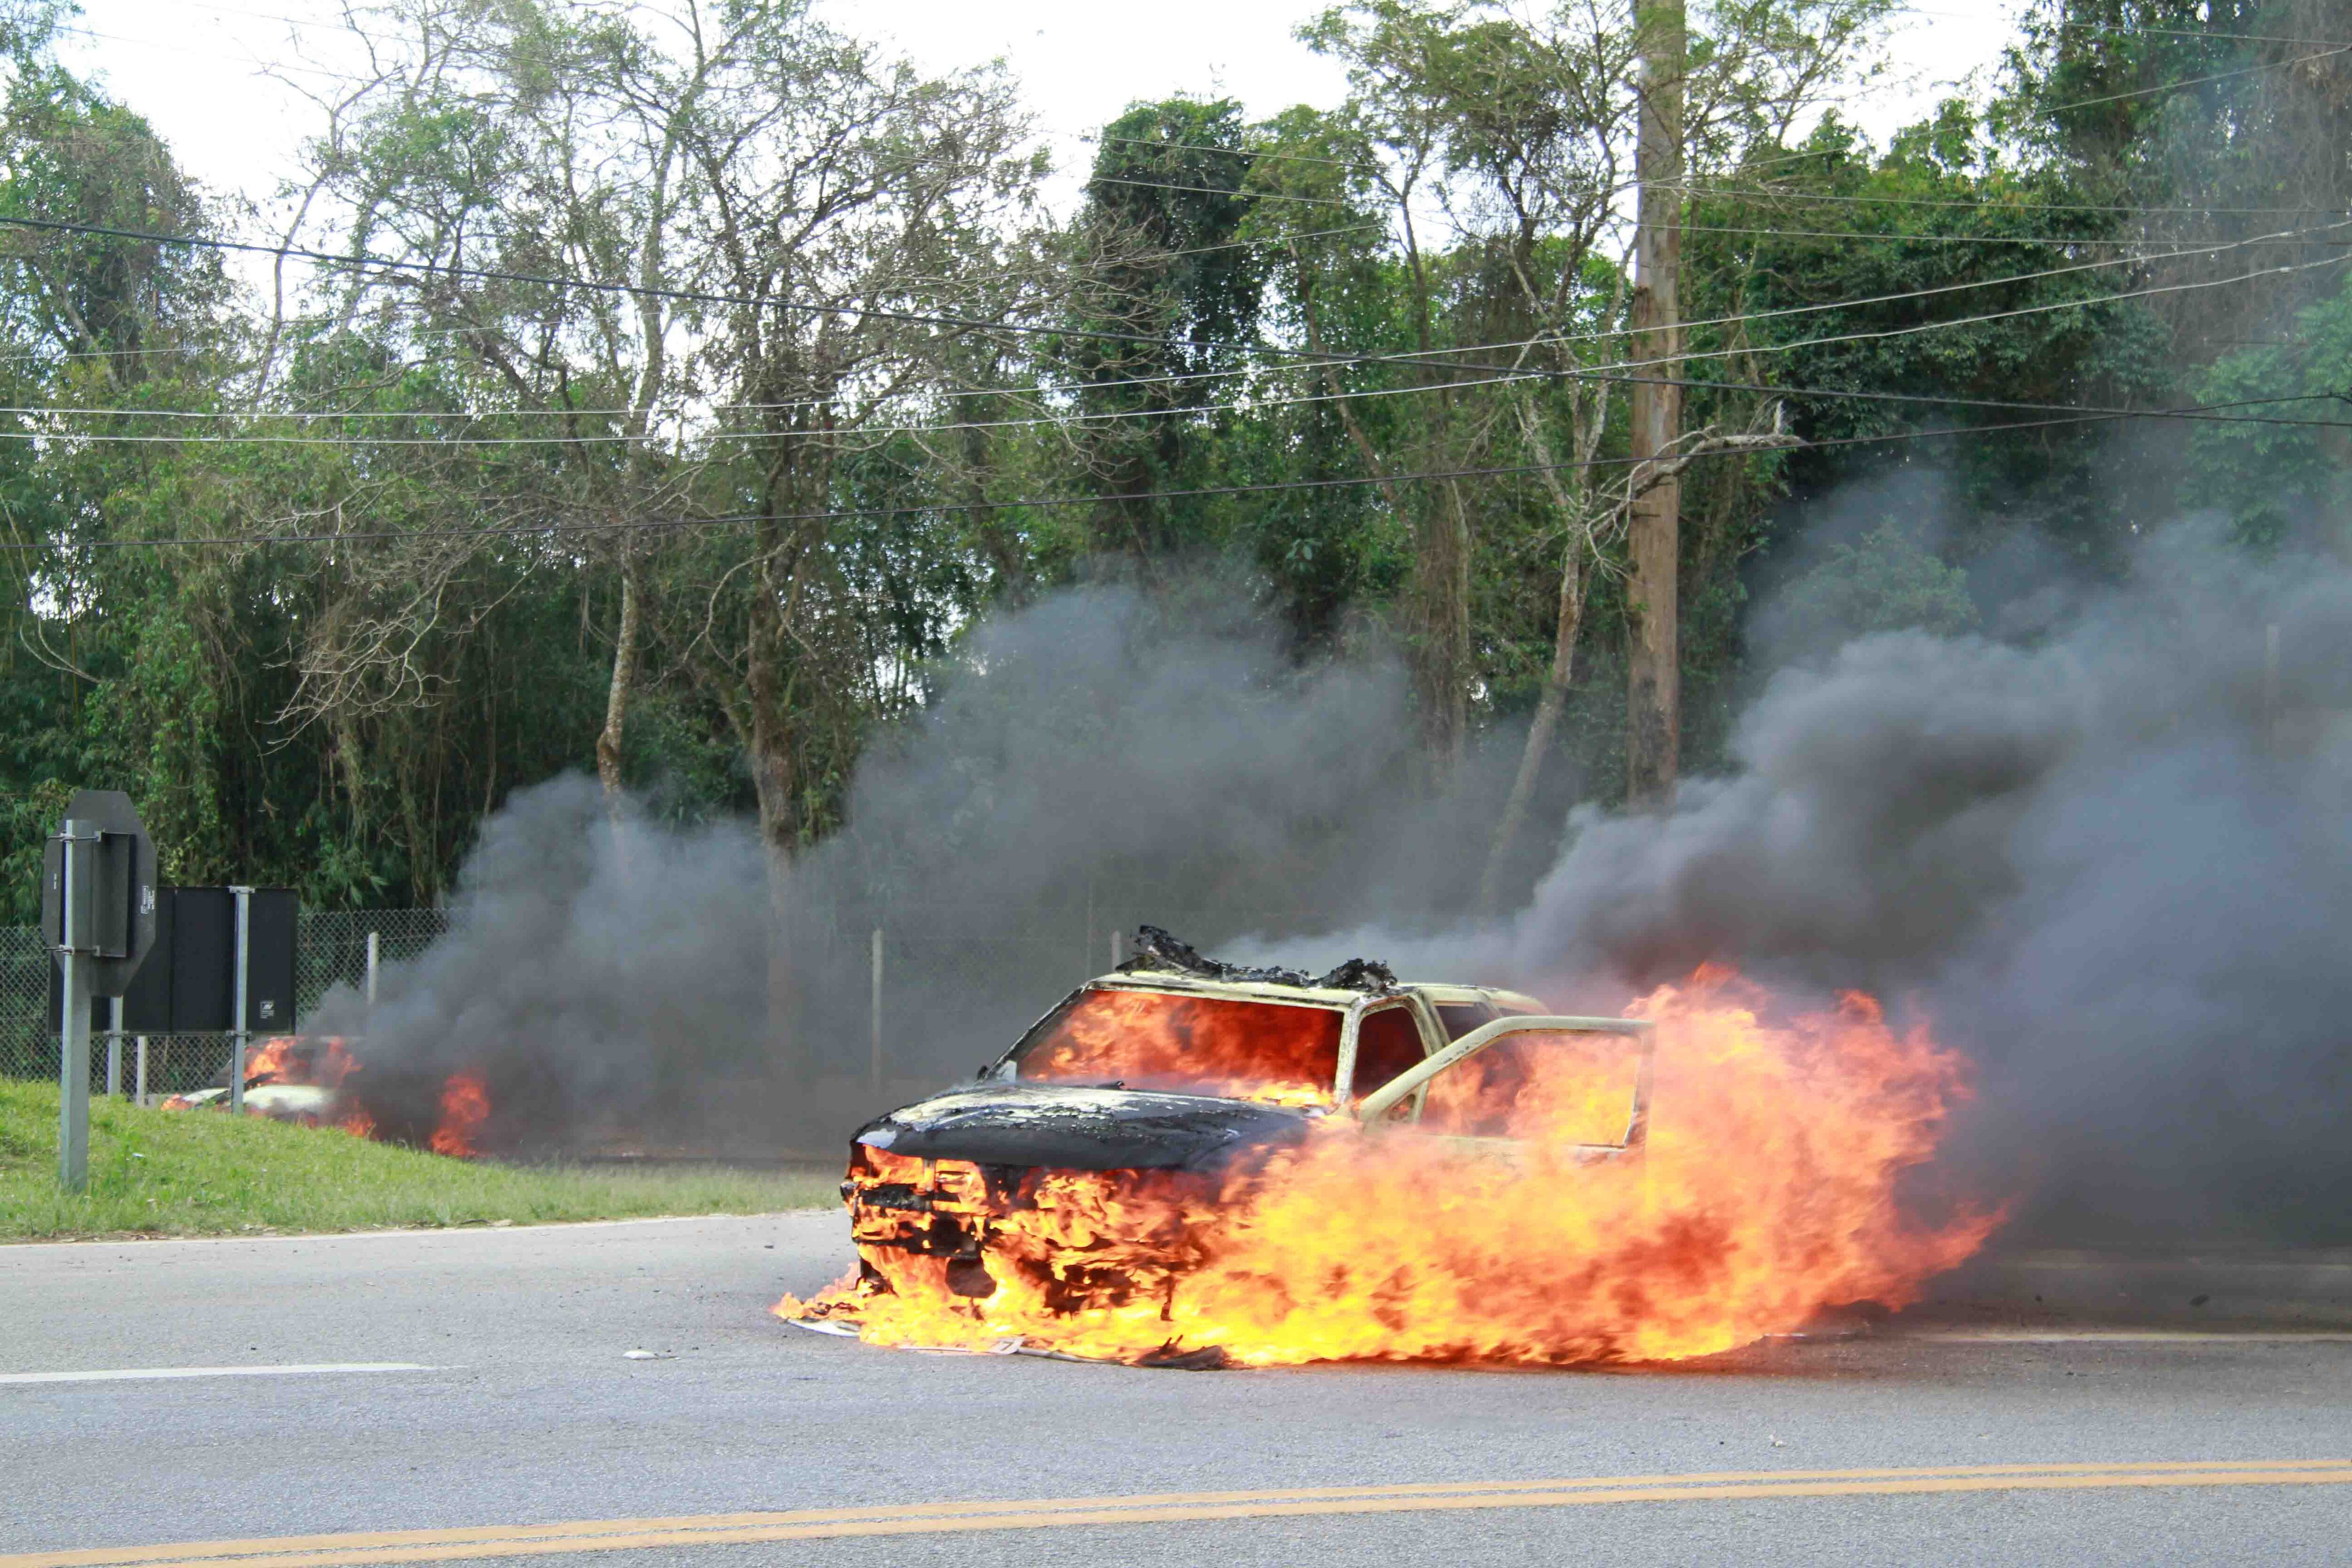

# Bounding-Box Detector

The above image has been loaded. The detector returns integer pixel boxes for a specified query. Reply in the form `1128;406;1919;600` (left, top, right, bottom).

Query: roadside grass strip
0;1080;834;1239
11;1460;2351;1566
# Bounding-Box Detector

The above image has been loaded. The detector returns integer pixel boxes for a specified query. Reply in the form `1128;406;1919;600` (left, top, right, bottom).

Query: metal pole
869;927;883;1095
106;996;123;1098
366;929;380;1008
135;1035;148;1108
57;818;94;1191
2265;623;2281;752
1110;929;1125;970
230;885;252;1117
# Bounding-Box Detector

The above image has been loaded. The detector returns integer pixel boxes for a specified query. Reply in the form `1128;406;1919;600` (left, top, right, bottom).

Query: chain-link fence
5;899;1323;1111
1;923;52;1083
295;907;451;1018
1;910;453;1088
0;1026;248;1104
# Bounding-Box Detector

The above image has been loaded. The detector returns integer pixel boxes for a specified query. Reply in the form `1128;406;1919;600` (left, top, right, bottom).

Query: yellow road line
12;1461;2349;1568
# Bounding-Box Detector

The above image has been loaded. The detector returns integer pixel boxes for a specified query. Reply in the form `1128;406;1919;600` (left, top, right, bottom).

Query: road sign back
40;789;159;998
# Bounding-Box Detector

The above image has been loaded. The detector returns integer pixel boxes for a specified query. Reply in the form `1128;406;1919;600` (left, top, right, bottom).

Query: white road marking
0;1362;435;1385
1911;1330;2352;1343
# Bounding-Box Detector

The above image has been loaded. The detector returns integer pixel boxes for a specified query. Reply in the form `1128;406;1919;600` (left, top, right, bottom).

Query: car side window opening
1420;1031;1645;1142
1350;1005;1428;1107
1434;1003;1495;1042
1012;988;1346;1104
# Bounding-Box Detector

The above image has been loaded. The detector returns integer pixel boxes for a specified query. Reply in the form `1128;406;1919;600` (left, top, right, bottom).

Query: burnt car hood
854;1082;1314;1172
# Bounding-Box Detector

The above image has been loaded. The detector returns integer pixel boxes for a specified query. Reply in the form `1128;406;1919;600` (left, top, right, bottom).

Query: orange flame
779;968;1999;1366
428;1073;491;1157
1023;989;1344;1106
243;1035;359;1092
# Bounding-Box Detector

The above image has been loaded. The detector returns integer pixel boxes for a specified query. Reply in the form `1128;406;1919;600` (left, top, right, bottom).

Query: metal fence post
106;996;122;1098
869;927;884;1095
366;929;379;1009
134;1035;148;1107
230;885;253;1116
1110;929;1124;970
2265;622;2282;752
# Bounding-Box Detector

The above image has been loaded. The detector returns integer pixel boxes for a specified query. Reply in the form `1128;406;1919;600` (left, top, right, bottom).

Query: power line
14;215;2331;435
17;205;2348;437
1675;178;2352;219
11;392;2334;555
0;367;1557;446
1678;221;2352;247
1576;248;2352;377
1089;175;1340;207
2029;43;2352;114
1905;8;2352;50
0;214;1187;356
21;346;2352;454
10;233;2342;445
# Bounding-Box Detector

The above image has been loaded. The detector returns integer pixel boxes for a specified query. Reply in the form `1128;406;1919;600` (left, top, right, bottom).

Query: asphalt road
5;1214;2350;1567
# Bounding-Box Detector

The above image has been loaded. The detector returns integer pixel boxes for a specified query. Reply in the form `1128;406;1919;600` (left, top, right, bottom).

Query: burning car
160;1035;489;1154
160;1036;358;1124
783;928;1656;1362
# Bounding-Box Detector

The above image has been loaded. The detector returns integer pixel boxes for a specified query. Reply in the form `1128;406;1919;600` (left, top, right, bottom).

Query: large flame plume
780;969;1998;1366
1023;989;1349;1107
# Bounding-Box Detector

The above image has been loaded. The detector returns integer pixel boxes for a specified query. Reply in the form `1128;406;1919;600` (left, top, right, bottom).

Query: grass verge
0;1078;839;1241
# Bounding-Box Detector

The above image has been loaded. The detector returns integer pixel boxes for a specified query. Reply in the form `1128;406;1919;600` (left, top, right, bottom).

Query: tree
1065;98;1266;565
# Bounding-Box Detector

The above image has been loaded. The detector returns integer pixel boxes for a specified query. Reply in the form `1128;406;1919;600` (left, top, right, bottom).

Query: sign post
42;791;157;1192
229;885;252;1117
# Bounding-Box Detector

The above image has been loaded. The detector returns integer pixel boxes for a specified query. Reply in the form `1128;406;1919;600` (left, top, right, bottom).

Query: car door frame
1334;993;1446;1109
1352;1014;1658;1154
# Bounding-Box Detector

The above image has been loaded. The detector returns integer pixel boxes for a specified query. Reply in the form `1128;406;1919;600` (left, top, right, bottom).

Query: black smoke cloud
313;583;1543;1152
1508;525;2352;1244
329;528;2352;1243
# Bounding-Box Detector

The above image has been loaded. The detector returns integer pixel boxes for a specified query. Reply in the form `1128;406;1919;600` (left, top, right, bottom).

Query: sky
56;0;2026;231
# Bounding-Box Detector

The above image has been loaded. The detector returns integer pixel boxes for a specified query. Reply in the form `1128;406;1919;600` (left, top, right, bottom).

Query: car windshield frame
1001;983;1356;1104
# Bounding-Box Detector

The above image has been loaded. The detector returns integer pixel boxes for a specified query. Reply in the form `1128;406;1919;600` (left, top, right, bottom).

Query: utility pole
1626;0;1686;806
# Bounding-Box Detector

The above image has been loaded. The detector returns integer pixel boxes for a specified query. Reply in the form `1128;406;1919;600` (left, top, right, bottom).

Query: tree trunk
1625;0;1686;807
594;550;641;827
750;702;804;1092
1478;546;1586;916
745;501;809;1089
1413;476;1473;781
1479;398;1597;914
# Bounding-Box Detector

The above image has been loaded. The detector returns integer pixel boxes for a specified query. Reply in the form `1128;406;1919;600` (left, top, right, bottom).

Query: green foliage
1691;104;2173;573
1767;521;1979;664
0;0;2328;926
2187;272;2352;549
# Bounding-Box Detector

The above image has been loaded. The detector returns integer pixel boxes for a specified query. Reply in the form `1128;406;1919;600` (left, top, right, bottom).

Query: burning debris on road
162;1035;496;1158
779;934;1996;1367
